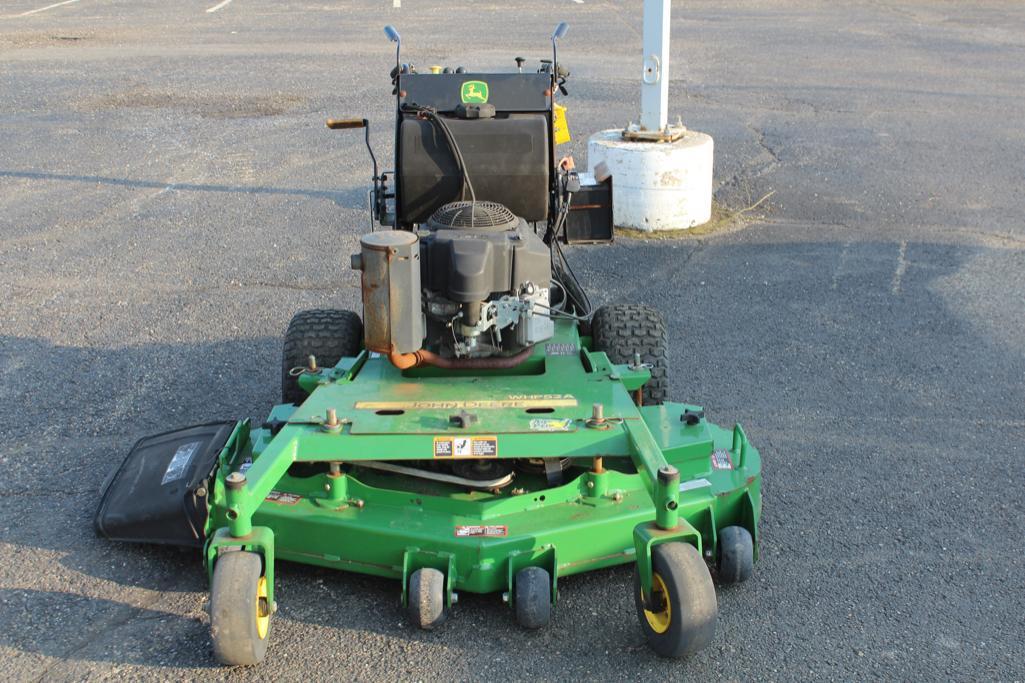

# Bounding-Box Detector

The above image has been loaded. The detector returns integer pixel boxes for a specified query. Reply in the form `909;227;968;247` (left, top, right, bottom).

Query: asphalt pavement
1;0;1023;680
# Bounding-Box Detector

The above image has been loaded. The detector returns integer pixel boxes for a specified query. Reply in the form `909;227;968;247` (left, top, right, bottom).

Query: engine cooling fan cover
426;201;519;231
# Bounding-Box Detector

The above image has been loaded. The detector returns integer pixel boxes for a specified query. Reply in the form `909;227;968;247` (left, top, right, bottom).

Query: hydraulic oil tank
352;231;424;355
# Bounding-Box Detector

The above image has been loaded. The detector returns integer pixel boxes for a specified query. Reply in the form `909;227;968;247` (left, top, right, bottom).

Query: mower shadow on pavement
0;169;369;208
273;557;651;653
0;335;281;594
0;587;217;669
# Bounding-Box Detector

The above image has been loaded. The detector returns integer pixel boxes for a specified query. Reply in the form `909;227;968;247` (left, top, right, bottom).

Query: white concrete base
587;129;714;231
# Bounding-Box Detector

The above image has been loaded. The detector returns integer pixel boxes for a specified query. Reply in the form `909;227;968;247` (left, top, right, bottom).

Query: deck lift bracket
622;416;702;609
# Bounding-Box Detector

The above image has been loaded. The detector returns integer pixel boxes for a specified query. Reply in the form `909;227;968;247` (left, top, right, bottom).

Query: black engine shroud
419;202;550;303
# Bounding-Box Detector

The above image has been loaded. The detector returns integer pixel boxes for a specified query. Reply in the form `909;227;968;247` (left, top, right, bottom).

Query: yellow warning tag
553;103;571;145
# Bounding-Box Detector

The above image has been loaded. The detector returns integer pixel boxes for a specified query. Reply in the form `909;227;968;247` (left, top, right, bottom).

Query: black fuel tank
397;114;549;225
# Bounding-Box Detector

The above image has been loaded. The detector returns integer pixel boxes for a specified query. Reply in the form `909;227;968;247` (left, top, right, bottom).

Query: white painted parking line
17;0;81;17
571;0;584;4
206;0;234;13
891;240;908;296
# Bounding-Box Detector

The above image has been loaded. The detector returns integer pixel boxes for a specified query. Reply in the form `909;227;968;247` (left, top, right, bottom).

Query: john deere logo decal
460;80;489;104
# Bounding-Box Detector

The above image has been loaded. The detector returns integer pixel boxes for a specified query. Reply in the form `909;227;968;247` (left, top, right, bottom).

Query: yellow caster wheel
634;542;717;657
210;551;272;666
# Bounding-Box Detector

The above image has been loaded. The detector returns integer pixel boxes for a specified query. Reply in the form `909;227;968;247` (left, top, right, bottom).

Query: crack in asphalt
749;125;782;167
714;124;782;199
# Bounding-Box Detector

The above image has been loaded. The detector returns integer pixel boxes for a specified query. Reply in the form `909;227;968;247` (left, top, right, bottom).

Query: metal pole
640;0;670;131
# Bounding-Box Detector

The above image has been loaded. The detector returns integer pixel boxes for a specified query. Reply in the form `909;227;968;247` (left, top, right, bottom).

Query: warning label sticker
529;418;573;432
680;478;712;492
161;441;200;485
265;491;302;505
455;525;508;538
434;436;498;458
710;449;734;470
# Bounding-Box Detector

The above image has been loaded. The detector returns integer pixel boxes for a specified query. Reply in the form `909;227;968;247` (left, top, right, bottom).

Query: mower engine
421;200;554;358
353;202;554;361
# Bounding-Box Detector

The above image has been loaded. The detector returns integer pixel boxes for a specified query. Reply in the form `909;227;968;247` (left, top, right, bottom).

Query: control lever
326;117;381;225
326;118;367;130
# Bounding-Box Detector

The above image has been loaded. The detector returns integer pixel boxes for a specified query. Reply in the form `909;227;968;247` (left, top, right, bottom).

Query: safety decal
265;491;302;505
434;436;499;458
460;80;489;104
553;103;571;145
710;449;734;470
161;441;200;485
680;478;712;492
529;418;573;432
545;343;577;356
455;525;508;538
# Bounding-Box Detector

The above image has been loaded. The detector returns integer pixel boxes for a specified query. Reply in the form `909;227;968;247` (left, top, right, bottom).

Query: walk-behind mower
96;23;761;665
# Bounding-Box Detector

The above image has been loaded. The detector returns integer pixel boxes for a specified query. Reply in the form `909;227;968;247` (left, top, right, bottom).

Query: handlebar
326;118;368;130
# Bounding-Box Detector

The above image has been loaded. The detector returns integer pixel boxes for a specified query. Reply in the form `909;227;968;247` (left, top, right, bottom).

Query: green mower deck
202;319;761;639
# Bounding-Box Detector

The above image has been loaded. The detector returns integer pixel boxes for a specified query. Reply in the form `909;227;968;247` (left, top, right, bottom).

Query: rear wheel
634;542;717;657
281;309;362;405
591;304;670;405
210;551;271;666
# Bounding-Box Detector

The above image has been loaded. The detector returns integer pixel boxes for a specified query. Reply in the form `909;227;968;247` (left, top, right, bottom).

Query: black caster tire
515;567;551;629
717;526;754;584
634;542;717;658
408;568;447;630
210;551;271;666
281;308;363;405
